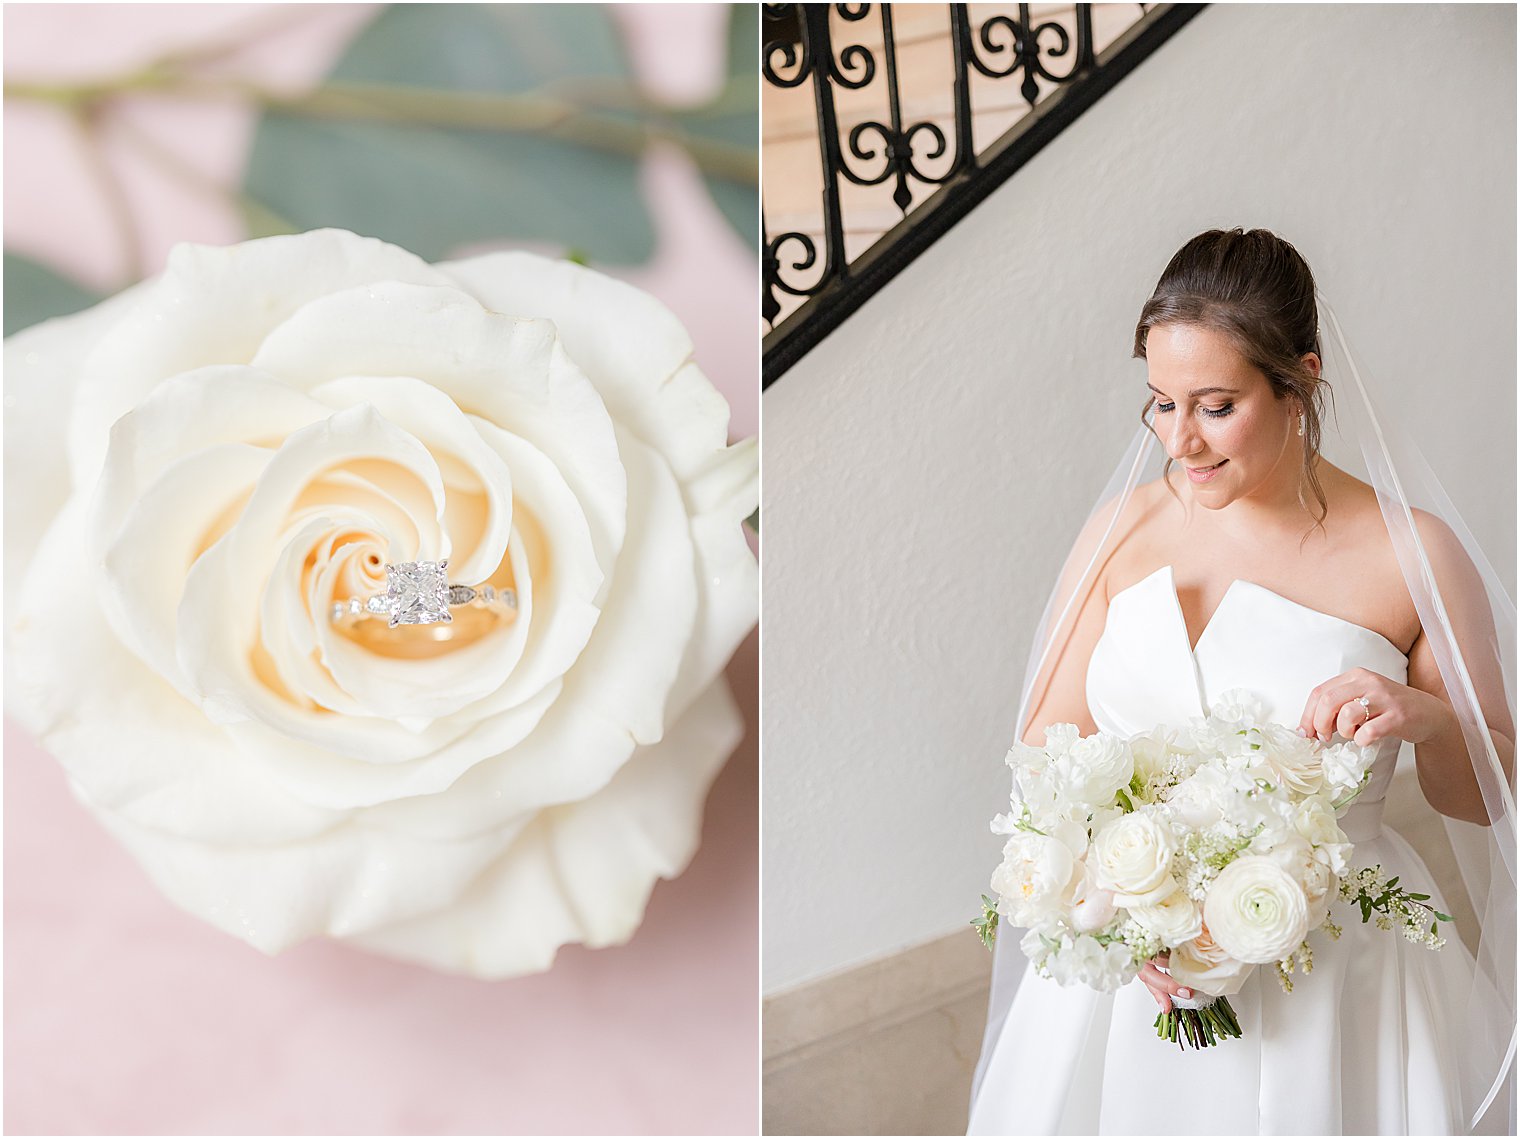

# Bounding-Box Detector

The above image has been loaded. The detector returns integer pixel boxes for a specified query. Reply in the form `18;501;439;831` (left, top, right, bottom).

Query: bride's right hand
1138;953;1193;1012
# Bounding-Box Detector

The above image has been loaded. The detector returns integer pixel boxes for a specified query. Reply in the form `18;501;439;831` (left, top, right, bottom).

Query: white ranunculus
992;830;1079;928
1265;837;1337;912
1322;740;1376;795
1092;811;1176;906
1054;732;1134;806
1166;924;1253;998
4;230;757;979
1203;855;1312;964
1256;724;1325;795
1130;888;1204;946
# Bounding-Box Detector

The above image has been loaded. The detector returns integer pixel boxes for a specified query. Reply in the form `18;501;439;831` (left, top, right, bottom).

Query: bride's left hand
1299;667;1456;748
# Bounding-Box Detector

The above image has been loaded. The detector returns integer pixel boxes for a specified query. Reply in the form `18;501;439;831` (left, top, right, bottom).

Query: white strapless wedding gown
968;565;1480;1136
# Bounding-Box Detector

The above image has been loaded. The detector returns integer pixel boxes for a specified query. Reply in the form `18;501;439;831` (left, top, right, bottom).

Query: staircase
761;3;1205;386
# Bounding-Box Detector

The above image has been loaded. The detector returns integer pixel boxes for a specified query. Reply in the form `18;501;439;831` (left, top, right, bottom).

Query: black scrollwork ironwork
763;3;1206;386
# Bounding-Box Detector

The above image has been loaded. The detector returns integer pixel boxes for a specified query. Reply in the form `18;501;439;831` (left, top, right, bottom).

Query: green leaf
1434;911;1453;922
243;4;654;263
673;3;758;246
4;253;100;337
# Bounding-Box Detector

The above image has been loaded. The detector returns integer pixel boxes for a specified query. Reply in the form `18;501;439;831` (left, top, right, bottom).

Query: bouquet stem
1153;996;1241;1049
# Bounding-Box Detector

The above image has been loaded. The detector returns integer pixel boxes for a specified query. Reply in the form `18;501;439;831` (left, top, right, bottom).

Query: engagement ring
330;559;517;629
1355;695;1372;722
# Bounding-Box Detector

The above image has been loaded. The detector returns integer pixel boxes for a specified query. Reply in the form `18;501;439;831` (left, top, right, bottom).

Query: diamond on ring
330;559;518;629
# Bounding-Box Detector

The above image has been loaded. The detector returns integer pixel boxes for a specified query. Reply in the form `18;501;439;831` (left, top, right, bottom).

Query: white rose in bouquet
1130;888;1204;945
1293;795;1349;848
1093;811;1176;906
1203;856;1312;964
4;230;758;979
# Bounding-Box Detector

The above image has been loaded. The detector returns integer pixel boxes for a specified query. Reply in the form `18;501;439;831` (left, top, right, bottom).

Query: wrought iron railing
762;3;1205;386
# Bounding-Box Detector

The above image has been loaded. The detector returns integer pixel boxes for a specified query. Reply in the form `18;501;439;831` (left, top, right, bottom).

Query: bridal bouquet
975;691;1452;1049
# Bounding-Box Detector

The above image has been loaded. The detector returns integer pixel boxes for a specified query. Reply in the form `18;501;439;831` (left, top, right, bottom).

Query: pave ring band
1355;695;1372;723
330;559;518;629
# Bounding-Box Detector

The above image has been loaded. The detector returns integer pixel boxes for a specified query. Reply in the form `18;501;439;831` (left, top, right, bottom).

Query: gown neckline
1112;564;1407;660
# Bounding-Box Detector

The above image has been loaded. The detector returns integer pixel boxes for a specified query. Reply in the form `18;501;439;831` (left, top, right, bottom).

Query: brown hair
1133;228;1330;525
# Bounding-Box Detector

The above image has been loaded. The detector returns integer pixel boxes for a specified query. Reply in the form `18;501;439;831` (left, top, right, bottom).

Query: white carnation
1322;740;1376;795
1053;733;1134;806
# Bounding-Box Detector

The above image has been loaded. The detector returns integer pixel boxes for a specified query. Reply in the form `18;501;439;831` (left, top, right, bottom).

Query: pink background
4;5;759;1134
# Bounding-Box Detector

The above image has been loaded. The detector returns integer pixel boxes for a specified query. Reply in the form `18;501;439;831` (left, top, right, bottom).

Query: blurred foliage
245;4;653;262
4;3;759;335
4;254;100;338
243;3;758;261
679;4;759;247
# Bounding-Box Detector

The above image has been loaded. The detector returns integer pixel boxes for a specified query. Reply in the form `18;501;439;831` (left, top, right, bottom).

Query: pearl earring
1298;414;1306;437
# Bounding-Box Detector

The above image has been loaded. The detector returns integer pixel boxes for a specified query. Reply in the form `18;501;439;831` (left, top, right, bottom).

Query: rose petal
67;230;451;490
8;495;344;844
350;429;699;840
178;404;448;743
349;677;743;977
4;278;153;604
249;280;626;579
438;253;732;481
308;374;515;586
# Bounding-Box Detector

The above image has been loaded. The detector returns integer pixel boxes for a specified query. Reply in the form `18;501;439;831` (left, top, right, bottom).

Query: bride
967;229;1515;1136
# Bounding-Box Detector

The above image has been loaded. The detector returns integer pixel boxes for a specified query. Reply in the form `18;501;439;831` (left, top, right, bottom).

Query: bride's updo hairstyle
1133;228;1331;523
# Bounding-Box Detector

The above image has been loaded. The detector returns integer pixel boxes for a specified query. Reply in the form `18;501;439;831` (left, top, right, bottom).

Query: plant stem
5;74;758;186
69;104;144;285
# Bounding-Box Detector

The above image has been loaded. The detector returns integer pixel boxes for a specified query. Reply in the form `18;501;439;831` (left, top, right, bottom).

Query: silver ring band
329;559;518;629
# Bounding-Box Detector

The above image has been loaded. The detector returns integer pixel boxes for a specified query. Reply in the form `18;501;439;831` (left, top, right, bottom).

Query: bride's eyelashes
1153;400;1236;419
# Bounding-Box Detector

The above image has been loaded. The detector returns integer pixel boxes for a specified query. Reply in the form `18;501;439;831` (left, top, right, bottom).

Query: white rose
4;230;757;979
1203;855;1312;964
1166;923;1254;998
991;831;1078;928
1130;888;1204;946
1092;811;1176;906
1054;732;1134;806
1294;795;1348;848
1265;838;1337;913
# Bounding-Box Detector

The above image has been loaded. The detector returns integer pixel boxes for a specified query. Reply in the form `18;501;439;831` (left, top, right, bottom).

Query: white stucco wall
761;3;1517;993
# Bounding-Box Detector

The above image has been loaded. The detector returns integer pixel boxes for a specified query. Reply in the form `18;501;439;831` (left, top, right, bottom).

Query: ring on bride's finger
1355;695;1372;722
329;559;518;629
